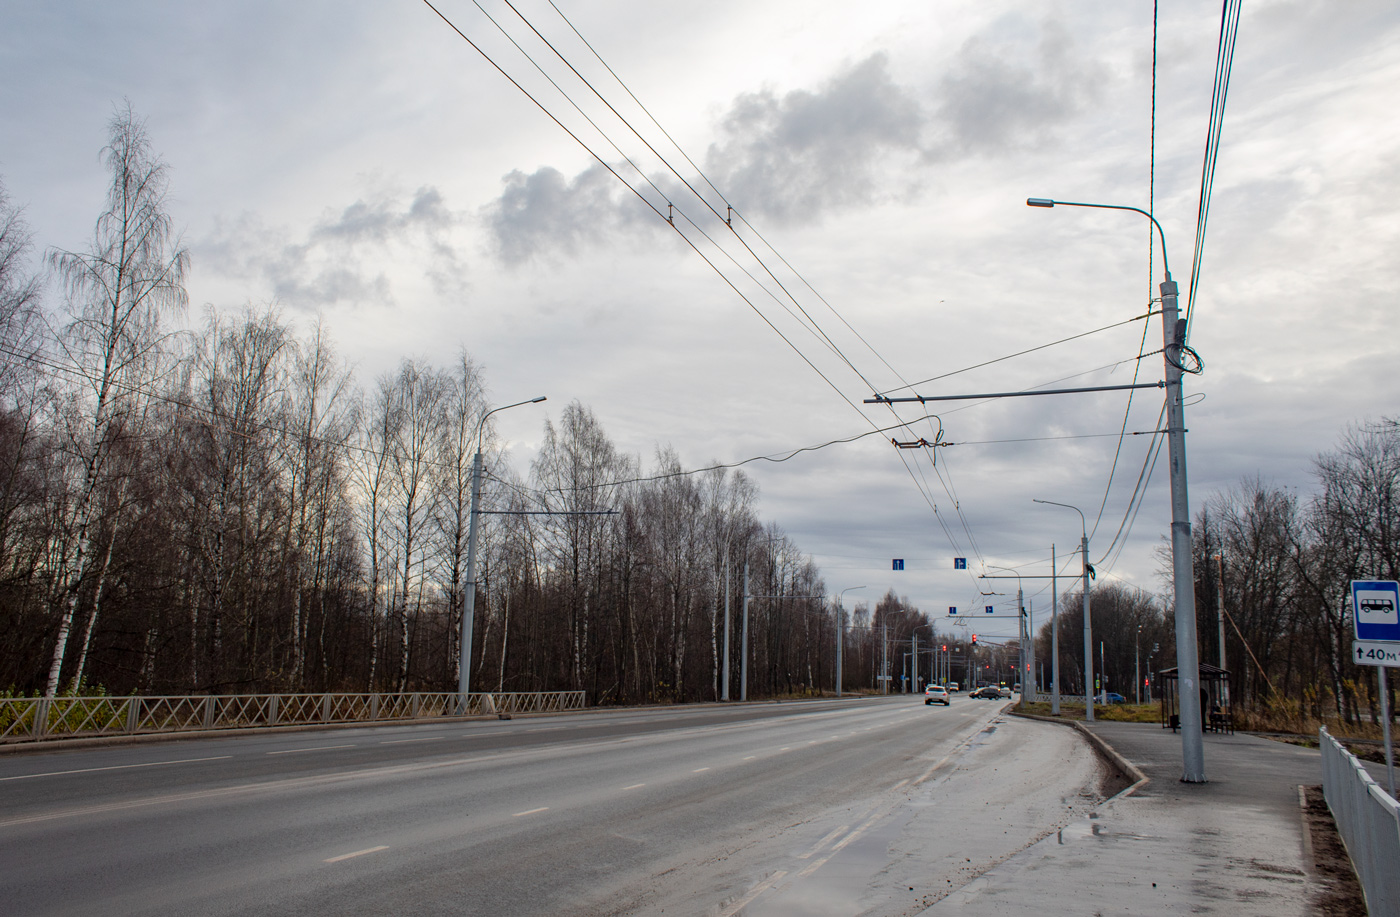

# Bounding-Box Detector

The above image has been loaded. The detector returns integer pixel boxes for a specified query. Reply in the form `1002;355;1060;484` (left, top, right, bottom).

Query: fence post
125;698;139;734
411;693;420;718
370;693;379;721
269;694;279;726
321;693;331;723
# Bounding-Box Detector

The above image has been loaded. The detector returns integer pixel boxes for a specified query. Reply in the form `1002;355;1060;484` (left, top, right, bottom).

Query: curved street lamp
1028;196;1205;782
985;565;1027;697
458;396;547;707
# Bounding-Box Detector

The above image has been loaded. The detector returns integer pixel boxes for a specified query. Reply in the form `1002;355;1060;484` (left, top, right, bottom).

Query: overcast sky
3;0;1397;641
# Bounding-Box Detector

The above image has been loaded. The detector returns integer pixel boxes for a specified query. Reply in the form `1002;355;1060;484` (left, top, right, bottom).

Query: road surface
0;695;1105;915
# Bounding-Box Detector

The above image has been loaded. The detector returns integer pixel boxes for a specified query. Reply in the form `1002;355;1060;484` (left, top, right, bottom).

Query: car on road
947;682;959;692
924;685;950;706
1103;692;1127;703
969;686;1003;699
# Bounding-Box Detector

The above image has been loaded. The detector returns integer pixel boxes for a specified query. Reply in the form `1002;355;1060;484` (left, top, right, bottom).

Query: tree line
0;107;903;704
1031;420;1400;726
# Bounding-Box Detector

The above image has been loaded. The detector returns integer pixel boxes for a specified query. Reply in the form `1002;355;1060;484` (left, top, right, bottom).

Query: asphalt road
0;694;1037;916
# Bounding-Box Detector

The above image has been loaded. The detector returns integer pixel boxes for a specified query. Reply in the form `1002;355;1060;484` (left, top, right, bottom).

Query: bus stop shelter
1159;663;1233;734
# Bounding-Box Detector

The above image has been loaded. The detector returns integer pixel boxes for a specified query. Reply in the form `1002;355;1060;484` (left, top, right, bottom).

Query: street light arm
1033;498;1086;540
1026;198;1170;280
475;395;548;454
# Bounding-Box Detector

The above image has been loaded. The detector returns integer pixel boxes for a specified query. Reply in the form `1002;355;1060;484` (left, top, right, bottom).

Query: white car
924;685;950;706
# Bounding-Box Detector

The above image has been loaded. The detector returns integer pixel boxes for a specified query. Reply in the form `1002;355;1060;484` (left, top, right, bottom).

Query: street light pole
458;396;547;710
1051;544;1061;715
1029;196;1205;781
1034;499;1093;722
835;586;867;697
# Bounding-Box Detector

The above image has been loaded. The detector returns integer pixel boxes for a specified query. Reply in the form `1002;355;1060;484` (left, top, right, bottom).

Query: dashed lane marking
324;845;389;863
266;744;357;755
379;736;443;745
693;767;710;773
513;807;549;817
718;870;788;917
622;783;646;790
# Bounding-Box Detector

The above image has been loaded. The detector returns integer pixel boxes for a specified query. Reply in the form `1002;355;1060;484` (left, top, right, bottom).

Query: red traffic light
971;634;978;645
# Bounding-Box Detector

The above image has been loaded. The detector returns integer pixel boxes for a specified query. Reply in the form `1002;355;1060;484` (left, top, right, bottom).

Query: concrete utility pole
459;396;546;710
1028;196;1205;781
722;560;732;701
741;563;750;702
1051;545;1061;715
835;586;865;698
1215;553;1228;706
882;623;888;695
1035;500;1093;721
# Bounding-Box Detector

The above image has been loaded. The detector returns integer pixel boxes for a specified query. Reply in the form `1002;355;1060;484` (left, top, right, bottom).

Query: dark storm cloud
203;186;467;308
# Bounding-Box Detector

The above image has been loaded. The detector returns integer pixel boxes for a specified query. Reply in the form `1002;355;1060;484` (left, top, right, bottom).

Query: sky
2;0;1398;642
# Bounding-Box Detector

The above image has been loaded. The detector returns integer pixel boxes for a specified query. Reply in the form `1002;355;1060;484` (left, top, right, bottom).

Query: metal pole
1100;642;1106;704
1082;533;1094;721
741;562;750;702
1162;274;1206;782
882;623;888;695
457;396;544;711
1135;629;1141;705
1216;553;1228;706
1381;667;1396;799
835;605;842;697
722;559;731;701
1052;545;1061;715
457;449;484;709
913;632;919;693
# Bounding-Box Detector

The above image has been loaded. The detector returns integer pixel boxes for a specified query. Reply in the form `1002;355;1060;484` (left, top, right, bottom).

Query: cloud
704;53;924;223
484;162;655;265
201;185;468;309
926;18;1105;159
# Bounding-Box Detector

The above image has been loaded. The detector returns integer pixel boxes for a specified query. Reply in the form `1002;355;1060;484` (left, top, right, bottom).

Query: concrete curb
1011;709;1149;800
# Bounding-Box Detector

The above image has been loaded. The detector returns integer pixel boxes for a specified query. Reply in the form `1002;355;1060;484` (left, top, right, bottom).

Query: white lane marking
324;845;388;863
622;783;646;790
513;807;549;817
743;756;757;761
266;744;357;755
719;870;788;917
692;767;710;773
378;736;443;745
797;825;849;859
779;746;790;751
0;755;232;782
892;778;910;790
798;806;892;878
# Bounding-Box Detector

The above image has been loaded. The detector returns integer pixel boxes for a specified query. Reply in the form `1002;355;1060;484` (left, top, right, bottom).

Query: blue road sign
985;606;994;614
1352;580;1400;642
948;607;957;616
954;557;967;570
892;559;904;571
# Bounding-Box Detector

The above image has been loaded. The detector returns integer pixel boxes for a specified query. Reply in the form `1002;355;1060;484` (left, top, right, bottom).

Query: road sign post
1351;580;1400;797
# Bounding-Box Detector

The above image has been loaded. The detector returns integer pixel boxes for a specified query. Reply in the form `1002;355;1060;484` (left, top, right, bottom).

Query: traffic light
941;644;947;652
971;634;978;646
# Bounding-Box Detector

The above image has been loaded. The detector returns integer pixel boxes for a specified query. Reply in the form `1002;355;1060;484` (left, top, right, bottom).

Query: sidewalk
920;719;1326;915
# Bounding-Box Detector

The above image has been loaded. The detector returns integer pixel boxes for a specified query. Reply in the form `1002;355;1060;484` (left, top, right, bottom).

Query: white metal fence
1320;726;1400;917
0;691;586;743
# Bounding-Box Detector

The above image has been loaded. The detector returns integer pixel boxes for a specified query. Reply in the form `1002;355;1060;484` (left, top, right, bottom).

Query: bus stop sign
1353;580;1400;642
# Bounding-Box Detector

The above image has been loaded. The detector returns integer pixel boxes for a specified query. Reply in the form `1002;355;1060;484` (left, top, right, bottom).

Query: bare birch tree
43;104;188;696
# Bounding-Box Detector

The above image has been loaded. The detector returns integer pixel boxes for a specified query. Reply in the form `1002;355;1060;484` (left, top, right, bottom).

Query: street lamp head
530;396;547;403
1026;198;1055;208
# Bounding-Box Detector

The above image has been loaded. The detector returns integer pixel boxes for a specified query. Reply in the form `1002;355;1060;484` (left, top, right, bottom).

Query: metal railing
0;691;586;743
1320;726;1400;917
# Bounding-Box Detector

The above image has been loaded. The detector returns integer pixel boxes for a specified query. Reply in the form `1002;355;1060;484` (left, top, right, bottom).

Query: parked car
970;686;1003;699
1103;692;1127;704
924;685;950;706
